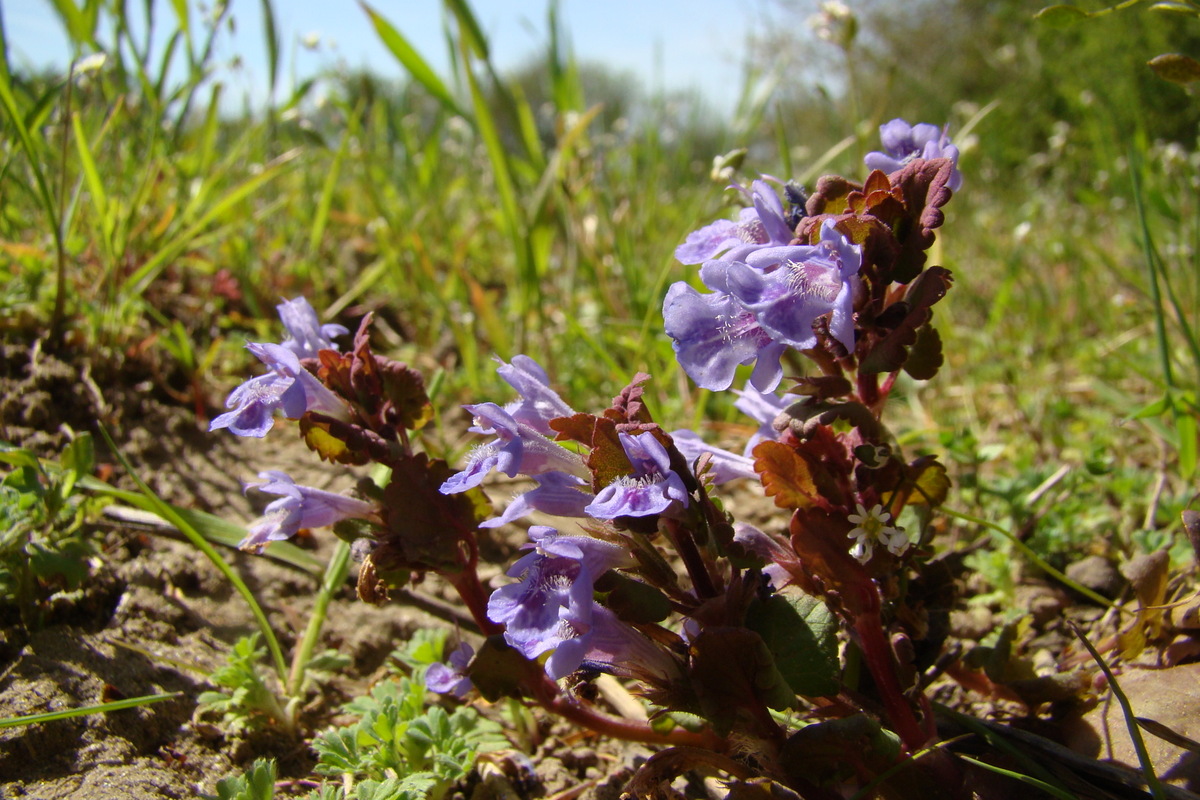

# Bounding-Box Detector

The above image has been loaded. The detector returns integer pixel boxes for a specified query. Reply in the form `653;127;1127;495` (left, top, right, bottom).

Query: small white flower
846;503;909;563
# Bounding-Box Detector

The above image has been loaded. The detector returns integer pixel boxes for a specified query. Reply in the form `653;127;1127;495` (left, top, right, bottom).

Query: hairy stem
664;517;718;599
448;539;503;636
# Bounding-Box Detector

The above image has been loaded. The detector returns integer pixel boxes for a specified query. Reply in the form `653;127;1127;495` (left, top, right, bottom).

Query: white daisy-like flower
846;503;909;563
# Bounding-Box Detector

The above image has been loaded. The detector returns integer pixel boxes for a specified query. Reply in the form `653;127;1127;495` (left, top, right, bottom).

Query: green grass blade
70;111;111;254
954;755;1079;800
0;693;184;729
286;539;352;696
942;507;1118;609
260;0;281;99
458;36;530;307
359;2;467;118
308;128;350;255
95;427;290;685
1069;622;1166;800
0;9;11;84
0;73;58;232
443;0;489;59
47;0;94;50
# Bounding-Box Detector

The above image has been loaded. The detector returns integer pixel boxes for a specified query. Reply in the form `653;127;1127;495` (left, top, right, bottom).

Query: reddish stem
448;540;503;636
853;609;930;753
533;673;726;749
664;518;718;599
856;370;881;412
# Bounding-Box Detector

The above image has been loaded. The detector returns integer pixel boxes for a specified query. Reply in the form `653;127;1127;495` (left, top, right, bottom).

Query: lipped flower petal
276;296;348;358
240;471;375;551
662;281;786;392
865;118;963;192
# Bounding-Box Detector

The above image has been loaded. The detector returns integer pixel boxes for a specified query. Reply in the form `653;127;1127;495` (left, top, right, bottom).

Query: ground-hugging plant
207;122;980;797
207;632;507;800
0;433;106;629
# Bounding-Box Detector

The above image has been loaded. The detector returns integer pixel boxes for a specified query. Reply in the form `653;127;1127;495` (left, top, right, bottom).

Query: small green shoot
197;632;295;737
207;757;278;800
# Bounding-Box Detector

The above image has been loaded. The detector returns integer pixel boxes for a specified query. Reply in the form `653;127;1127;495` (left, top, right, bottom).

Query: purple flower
479;471;591;529
727;219;862;353
662;281;787;393
487;527;631;678
733;387;791;455
210;343;350;438
276;297;349;358
675;180;796;265
732;523;792;590
426;642;474;697
440;403;586;494
584;432;690;520
241;471;376;552
666;388;789;485
864;119;963;192
496;355;575;436
549;603;677;682
669;429;757;484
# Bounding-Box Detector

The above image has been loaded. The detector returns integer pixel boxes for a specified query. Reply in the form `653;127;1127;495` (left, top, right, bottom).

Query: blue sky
4;0;788;115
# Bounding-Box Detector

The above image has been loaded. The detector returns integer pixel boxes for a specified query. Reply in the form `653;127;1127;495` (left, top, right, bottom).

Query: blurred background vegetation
2;0;1199;567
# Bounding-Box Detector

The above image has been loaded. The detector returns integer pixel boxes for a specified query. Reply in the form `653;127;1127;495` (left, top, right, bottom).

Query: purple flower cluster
665;212;862;392
864;118;963;192
487;526;634;679
440;357;696;528
210;297;349;438
436;358;700;680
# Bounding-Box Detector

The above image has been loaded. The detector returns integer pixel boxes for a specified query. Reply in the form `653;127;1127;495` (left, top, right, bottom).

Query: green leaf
211;758;277;800
1034;5;1093;26
598;571;672;623
29;538;91;587
61;433;94;476
1148;53;1200;84
0;445;43;472
688;627;798;735
745;591;840;697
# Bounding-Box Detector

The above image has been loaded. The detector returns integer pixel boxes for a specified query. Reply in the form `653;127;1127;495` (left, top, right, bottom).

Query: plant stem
664;518;718;599
448;538;503;636
853;609;929;753
287;539;352;697
537;679;725;750
50;60;76;346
